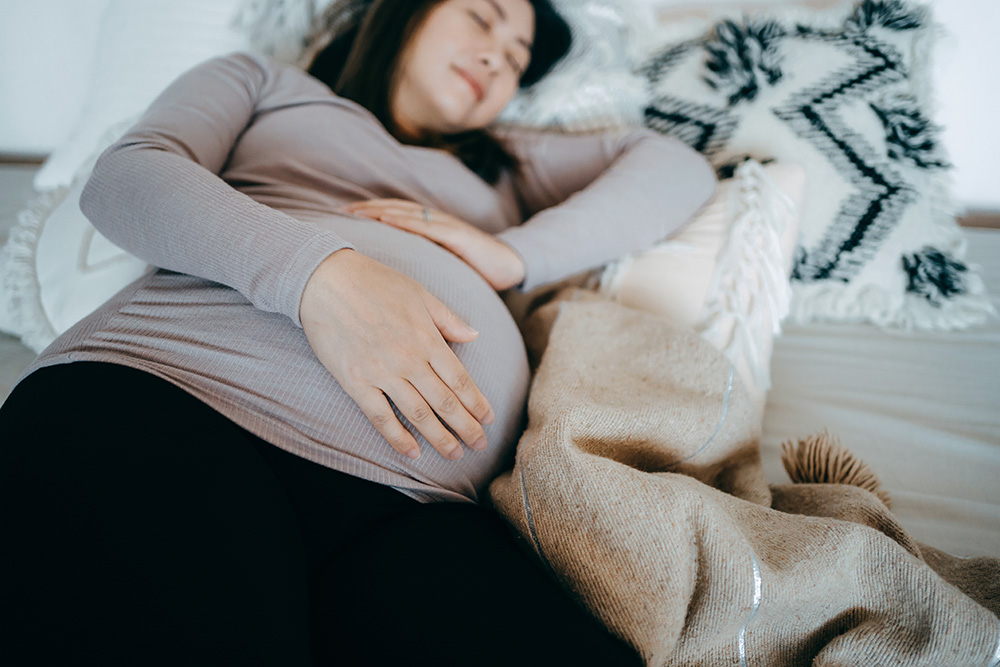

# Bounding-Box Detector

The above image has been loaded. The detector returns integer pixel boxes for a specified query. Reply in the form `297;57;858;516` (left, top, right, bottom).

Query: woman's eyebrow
484;0;507;20
482;0;533;50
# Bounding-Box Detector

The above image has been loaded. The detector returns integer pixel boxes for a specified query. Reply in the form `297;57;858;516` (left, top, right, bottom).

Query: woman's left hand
343;199;525;291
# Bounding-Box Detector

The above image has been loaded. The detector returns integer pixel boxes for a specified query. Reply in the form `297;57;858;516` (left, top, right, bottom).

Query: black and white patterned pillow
642;0;995;330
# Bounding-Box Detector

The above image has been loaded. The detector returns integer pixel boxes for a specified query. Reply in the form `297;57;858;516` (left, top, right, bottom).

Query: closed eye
468;10;489;30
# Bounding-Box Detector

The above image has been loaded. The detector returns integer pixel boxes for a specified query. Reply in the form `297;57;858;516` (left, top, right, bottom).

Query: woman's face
391;0;535;138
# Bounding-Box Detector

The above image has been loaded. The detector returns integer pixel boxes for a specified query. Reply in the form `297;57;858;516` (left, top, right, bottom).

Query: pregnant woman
0;0;715;664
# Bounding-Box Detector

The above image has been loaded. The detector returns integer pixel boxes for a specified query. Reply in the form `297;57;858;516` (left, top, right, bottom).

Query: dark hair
307;0;572;184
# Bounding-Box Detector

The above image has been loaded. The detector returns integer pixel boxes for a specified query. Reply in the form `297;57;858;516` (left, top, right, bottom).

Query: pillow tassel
698;159;794;391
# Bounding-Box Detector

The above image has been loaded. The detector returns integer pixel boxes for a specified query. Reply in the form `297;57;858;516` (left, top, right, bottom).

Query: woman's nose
477;46;502;73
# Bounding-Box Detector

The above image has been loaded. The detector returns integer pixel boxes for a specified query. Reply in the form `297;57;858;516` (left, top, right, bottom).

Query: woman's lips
454;67;484;101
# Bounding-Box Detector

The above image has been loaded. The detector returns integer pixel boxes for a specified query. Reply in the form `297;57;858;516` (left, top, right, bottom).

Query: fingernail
406;448;420;460
483;410;495;425
471;437;487;451
448;447;464;460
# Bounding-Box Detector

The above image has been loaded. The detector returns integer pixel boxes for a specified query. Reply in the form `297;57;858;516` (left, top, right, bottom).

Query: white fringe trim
599;159;795;392
788;277;997;332
698;160;794;391
1;186;69;353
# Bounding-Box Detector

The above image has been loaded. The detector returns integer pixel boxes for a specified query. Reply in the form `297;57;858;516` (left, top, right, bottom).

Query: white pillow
599;160;806;415
32;0;251;191
498;0;663;131
233;0;340;63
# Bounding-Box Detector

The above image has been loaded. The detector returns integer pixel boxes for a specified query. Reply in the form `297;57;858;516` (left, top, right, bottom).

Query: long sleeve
80;52;354;326
495;127;717;292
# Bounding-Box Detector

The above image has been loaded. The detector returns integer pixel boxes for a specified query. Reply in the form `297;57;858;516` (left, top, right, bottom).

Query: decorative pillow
32;0;250;191
641;0;995;330
598;159;806;415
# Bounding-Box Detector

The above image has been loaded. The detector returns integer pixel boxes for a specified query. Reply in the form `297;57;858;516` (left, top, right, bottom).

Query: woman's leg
311;503;644;666
0;362;411;667
1;362;642;665
238;408;642;666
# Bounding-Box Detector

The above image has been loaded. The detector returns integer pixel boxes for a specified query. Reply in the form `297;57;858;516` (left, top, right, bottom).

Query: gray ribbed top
23;52;715;503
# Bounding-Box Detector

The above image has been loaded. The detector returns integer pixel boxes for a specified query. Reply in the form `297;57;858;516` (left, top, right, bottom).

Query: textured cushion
32;0;249;191
641;0;995;330
598;160;806;415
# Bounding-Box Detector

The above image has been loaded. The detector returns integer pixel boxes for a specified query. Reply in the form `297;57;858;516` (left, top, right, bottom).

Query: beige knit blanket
489;289;1000;666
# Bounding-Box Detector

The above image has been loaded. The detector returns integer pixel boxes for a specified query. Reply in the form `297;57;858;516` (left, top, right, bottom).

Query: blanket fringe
781;431;891;509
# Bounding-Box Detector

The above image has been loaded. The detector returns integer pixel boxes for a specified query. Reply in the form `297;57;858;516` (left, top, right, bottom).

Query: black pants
0;363;640;666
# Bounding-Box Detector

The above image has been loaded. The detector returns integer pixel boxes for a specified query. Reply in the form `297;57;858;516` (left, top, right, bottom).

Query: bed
1;0;997;660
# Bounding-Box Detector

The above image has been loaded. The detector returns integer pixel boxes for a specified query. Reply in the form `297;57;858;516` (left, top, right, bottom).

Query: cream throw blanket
488;289;1000;666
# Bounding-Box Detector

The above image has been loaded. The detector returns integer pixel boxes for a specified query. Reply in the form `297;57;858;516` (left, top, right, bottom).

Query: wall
0;0;996;210
923;0;1000;212
0;0;108;157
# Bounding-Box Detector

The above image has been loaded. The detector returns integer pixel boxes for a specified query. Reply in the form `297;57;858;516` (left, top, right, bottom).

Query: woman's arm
494;127;717;292
80;53;494;461
344;129;715;293
80;52;351;326
341;199;526;290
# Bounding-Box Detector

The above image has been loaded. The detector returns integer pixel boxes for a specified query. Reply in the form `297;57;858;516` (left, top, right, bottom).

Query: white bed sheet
762;227;1000;558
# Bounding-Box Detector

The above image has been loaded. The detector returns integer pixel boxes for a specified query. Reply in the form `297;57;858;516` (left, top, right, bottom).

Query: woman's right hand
299;249;495;461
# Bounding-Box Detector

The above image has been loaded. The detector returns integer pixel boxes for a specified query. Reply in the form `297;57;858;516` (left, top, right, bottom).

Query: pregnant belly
60;219;532;501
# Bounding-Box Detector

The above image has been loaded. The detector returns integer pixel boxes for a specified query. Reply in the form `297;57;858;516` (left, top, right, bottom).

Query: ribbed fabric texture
488;289;1000;665
21;52;716;504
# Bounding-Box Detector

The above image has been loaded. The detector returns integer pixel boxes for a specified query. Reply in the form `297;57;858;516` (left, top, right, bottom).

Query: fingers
427;350;496;428
343;200;471;261
356;209;424;235
352;389;422;460
352;371;490;462
344;200;441;232
423;290;479;344
343;199;427;222
422;293;495;428
393;373;489;459
344;198;414;209
300;249;494;463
